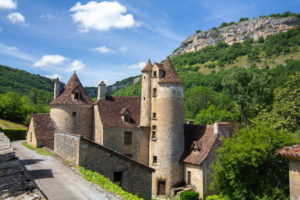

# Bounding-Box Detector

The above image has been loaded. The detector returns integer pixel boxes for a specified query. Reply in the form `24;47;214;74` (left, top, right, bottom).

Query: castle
27;57;234;200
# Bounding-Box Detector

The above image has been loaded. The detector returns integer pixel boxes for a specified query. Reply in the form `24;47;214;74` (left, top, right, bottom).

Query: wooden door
157;180;166;195
187;171;191;185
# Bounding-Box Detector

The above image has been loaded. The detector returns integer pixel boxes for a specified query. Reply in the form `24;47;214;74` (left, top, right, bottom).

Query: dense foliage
180;190;199;200
211;123;300;200
3;129;27;141
78;166;142;200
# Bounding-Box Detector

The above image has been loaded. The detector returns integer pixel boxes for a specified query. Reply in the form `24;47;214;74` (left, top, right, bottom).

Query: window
159;70;166;78
152;131;157;141
153;71;157;77
153;156;157;165
187;171;191;185
153;88;157;97
124;131;132;145
72;112;77;117
157;180;166;196
152;125;157;130
152;112;157;120
124;115;131;123
74;92;80;100
113;171;123;186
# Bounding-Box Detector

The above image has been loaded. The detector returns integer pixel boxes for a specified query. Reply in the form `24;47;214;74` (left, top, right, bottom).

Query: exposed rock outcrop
172;16;299;56
0;132;45;200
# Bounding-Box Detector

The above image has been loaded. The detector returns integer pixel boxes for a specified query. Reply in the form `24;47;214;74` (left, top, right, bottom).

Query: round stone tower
150;58;184;196
140;59;152;127
50;72;94;139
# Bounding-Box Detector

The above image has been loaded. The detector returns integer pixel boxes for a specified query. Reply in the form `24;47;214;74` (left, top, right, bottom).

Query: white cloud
66;60;85;72
34;55;67;67
0;43;35;62
118;46;128;51
7;12;28;26
0;0;16;9
90;46;111;54
128;61;146;69
70;1;135;32
44;73;62;80
40;14;55;20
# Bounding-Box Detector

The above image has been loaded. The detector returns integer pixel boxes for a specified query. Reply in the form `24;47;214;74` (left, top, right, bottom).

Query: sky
0;0;299;86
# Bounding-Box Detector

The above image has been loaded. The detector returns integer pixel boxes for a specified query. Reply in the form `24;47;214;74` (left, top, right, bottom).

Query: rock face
172;16;299;56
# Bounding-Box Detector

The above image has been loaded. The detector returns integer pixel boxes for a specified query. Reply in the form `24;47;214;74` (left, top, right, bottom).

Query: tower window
152;112;157;120
124;131;132;145
152;131;157;141
153;71;157;77
153;88;157;97
153;156;157;165
72;112;77;117
152;125;157;131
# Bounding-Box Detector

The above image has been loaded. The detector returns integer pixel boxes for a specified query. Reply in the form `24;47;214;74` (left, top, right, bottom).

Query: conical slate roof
50;72;93;105
158;57;182;84
141;59;152;72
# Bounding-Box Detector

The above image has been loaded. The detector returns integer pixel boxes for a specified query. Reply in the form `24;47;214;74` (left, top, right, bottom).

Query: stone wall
289;160;300;200
54;132;154;200
184;163;204;198
26;118;37;147
50;104;93;139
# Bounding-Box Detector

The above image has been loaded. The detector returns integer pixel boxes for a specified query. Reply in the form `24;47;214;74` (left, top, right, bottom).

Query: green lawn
0;119;27;130
23;142;53;156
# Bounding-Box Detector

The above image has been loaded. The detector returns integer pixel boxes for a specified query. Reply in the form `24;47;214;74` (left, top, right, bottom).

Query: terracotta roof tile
183;124;218;165
97;96;141;128
158;57;182;84
32;114;55;150
278;145;300;160
141;59;153;72
50;72;93;105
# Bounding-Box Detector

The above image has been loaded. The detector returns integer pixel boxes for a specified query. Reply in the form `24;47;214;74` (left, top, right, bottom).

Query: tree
211;123;300;200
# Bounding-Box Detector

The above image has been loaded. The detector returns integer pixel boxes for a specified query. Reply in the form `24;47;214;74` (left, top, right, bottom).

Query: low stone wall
54;132;154;200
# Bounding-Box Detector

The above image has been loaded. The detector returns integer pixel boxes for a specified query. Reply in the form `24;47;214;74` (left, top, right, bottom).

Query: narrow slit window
152;125;157;131
153;71;157;77
152;112;157;120
152;131;157;141
153;156;157;165
153;88;157;97
124;131;132;145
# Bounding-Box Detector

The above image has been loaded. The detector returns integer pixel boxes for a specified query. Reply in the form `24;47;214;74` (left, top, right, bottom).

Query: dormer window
159;70;166;78
120;108;131;123
73;89;81;100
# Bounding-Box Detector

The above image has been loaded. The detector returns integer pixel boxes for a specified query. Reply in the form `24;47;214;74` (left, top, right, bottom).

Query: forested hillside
112;24;300;126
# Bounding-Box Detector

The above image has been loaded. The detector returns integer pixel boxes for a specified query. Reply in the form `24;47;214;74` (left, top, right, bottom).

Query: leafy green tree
211;123;300;200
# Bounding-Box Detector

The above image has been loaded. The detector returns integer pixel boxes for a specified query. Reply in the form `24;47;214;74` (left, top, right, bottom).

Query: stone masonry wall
27;118;37;147
289;160;300;200
184;163;204;199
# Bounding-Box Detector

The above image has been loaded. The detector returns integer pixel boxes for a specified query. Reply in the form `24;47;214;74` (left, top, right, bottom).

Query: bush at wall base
2;129;26;141
180;190;199;200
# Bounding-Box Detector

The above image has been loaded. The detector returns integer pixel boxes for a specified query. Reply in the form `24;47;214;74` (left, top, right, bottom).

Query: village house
27;57;234;199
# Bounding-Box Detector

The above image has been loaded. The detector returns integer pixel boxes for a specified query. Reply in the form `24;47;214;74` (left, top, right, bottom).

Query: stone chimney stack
214;122;234;138
97;81;106;100
54;78;60;99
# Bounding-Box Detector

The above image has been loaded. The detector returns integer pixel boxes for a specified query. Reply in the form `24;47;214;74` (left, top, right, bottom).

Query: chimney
54;78;60;99
97;81;106;100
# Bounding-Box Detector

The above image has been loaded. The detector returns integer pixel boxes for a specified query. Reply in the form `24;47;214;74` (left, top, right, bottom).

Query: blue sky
0;0;299;86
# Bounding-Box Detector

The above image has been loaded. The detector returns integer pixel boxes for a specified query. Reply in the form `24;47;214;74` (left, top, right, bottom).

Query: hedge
2;129;27;141
180;190;199;200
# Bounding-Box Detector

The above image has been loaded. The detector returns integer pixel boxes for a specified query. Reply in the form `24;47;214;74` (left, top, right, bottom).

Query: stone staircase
0;132;45;200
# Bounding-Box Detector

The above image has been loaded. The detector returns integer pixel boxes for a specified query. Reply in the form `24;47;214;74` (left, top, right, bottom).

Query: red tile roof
50;72;93;105
96;96;141;128
158;57;182;84
31;113;55;149
141;59;153;72
183;124;218;165
278;145;300;160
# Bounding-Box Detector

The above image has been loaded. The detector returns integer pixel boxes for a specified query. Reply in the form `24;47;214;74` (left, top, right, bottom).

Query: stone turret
54;78;60;100
97;81;106;100
149;57;184;196
140;59;152;127
50;72;94;139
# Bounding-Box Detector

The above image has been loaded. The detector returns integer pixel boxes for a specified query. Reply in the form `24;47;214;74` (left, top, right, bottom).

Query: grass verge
23;142;53;156
0;119;27;130
77;166;143;200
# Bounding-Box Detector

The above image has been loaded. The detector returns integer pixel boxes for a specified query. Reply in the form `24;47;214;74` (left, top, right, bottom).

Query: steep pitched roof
50;72;93;105
278;145;300;160
96;96;141;128
158;57;182;84
31;113;55;149
183;124;218;165
141;59;153;72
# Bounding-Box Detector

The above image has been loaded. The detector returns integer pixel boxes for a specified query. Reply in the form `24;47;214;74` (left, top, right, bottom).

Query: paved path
12;141;120;200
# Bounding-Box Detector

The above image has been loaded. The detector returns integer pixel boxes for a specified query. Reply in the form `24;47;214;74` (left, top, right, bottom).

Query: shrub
180;190;199;200
207;195;230;200
3;129;27;141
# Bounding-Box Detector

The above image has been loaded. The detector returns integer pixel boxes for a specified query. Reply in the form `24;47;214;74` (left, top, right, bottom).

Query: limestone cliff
172;16;299;56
